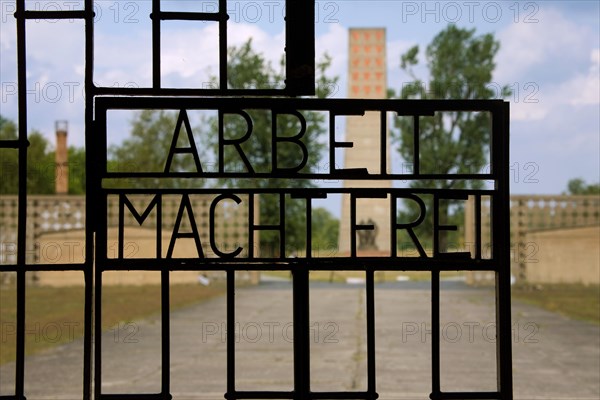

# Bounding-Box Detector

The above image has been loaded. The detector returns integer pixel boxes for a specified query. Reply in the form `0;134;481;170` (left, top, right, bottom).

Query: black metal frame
92;97;511;400
2;1;512;399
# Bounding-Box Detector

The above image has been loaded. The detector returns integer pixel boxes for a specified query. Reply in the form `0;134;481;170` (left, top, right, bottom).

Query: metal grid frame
1;1;512;399
92;97;511;400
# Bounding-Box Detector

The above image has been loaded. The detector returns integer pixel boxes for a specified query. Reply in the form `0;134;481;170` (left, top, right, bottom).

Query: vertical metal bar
431;195;441;398
493;103;513;399
226;269;235;398
306;196;312;258
272;113;278;175
94;111;108;264
285;0;315;95
329;112;336;175
219;0;227;90
94;270;103;399
15;0;27;396
475;194;482;260
218;110;225;173
248;194;255;258
380;111;387;175
15;270;26;399
350;194;357;258
391;195;397;258
366;269;376;398
292;267;310;399
156;196;162;258
83;0;95;395
279;193;285;258
413;115;420;175
152;0;161;88
161;270;170;396
94;106;107;400
83;259;93;400
431;270;440;399
118;195;125;258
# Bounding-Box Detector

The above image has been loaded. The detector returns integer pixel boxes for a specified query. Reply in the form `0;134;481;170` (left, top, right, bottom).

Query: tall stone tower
55;121;69;194
338;28;392;256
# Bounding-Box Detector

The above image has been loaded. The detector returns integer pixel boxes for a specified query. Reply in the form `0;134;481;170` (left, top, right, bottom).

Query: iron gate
1;1;512;399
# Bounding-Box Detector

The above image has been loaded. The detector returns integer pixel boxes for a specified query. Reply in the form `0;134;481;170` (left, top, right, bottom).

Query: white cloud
509;101;547;122
0;20;15;51
510;47;600;122
94;21;288;89
227;22;284;59
387;37;418;94
565;48;600;106
316;24;347;72
495;7;599;122
495;8;591;83
25;20;86;73
160;23;221;82
93;27;152;87
316;24;348;97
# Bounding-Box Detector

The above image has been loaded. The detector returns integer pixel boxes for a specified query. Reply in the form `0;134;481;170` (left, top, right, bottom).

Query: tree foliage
565;178;600;195
0;116;19;194
108;109;202;188
0;115;85;195
391;25;511;249
108;40;338;256
311;207;339;257
67;146;86;195
202;39;338;256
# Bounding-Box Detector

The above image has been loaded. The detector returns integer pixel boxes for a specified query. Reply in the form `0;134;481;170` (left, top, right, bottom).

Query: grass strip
0;282;225;365
512;283;600;325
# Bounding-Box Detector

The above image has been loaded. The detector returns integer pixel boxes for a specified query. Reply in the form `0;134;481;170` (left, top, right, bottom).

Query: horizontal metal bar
102;171;495;181
100;394;171;400
226;391;293;399
153;11;225;21
94;87;288;97
0;263;87;272
311;392;378;399
19;10;90;19
433;391;502;400
227;391;378;400
0;140;24;149
96;96;507;114
95;257;499;271
100;187;495;196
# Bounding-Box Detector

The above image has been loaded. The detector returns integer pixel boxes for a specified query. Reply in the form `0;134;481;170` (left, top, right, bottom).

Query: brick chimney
55;120;68;194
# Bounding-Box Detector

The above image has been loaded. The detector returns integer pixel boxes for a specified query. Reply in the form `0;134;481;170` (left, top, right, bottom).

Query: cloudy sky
1;0;598;197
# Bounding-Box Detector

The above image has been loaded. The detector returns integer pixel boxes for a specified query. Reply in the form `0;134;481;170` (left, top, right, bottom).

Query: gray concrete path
1;280;599;399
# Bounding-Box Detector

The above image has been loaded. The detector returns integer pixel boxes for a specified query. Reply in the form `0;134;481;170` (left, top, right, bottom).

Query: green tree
67;146;86;195
26;132;56;194
565;178;600;195
108;41;338;256
203;39;338;256
0;115;68;195
108;109;202;188
311;207;339;257
0;116;19;194
391;25;511;251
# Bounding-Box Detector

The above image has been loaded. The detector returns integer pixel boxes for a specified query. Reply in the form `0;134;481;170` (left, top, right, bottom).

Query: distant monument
338;28;392;256
55;121;69;194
